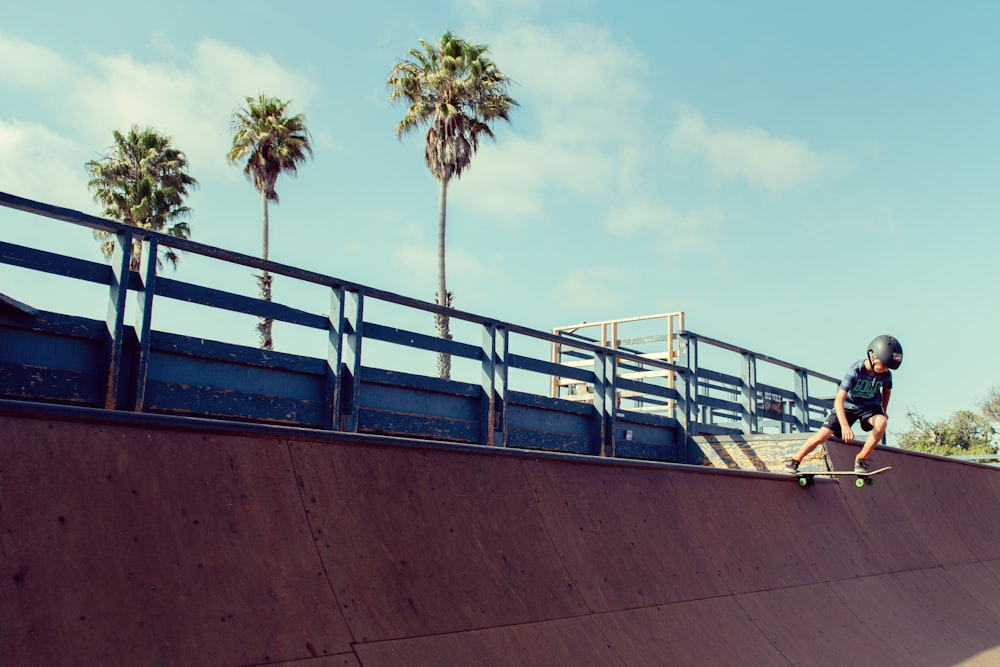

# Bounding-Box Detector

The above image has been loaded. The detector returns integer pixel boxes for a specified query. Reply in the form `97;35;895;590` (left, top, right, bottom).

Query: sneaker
854;458;871;473
783;458;800;474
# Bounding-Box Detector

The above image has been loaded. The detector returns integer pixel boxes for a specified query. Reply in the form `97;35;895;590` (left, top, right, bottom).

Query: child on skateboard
784;335;903;475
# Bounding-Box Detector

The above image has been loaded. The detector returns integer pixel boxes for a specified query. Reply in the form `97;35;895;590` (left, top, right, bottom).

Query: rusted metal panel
267;654;361;667
290;438;590;642
612;409;681;462
354;616;625;666
959;561;1000;619
360;368;480;412
143;380;326;426
736;583;911;666
524;458;733;611
502;392;603;456
1;411;352;667
356;597;791;666
0;291;39;317
6;401;1000;666
601;597;794;666
150;328;324;373
828;440;1000;567
356;368;482;441
0;316;109;405
834;573;1000;666
504;427;593;454
0;362;104;406
357;408;481;442
613;437;679;462
139;333;328;426
667;467;887;594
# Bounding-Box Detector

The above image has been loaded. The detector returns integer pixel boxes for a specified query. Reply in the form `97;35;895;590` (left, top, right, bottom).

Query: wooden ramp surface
3;400;1000;666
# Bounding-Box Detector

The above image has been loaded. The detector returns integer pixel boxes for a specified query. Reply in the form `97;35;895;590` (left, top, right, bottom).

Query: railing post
677;332;696;463
497;327;509;446
133;237;158;411
480;324;508;446
591;351;606;456
591;350;617;457
480;324;496;445
325;286;348;431
742;352;757;433
340;289;363;433
683;333;699;437
794;369;809;432
105;230;133;409
606;352;618;458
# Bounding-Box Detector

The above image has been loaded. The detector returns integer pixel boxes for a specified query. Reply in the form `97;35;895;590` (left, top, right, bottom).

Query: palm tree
86;125;197;270
227;93;313;350
388;31;518;379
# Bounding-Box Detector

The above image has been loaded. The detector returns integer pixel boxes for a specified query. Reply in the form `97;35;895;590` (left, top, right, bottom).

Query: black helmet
867;334;902;370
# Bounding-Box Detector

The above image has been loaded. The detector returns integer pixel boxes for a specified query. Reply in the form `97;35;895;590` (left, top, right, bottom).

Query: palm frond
85;125;198;269
228;93;313;203
387;31;518;182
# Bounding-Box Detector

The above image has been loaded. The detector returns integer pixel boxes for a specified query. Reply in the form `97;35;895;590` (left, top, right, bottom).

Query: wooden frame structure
551;312;685;416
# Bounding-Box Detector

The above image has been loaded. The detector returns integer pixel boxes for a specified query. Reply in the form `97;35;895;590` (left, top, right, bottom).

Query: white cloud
457;0;558;22
450;23;649;221
552;265;641;312
439;24;740;262
0;33;321;195
668;109;844;192
605;200;679;236
452;136;613;219
0;120;91;209
391;241;435;284
0;34;70;90
390;228;495;299
605;199;723;253
494;23;648;146
69;38;319;180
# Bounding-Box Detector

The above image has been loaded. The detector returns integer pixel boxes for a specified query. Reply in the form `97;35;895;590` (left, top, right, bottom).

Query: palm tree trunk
257;190;274;350
435;177;452;379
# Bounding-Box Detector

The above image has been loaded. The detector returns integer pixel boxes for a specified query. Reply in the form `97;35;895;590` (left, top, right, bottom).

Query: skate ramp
3;400;1000;666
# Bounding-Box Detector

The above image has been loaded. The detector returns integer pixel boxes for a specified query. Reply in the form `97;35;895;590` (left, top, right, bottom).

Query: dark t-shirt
839;359;892;410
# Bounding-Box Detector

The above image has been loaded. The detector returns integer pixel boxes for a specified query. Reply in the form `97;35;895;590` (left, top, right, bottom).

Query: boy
784;334;903;474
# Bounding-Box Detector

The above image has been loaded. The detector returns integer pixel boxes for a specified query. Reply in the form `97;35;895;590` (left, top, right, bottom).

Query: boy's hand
841;424;855;443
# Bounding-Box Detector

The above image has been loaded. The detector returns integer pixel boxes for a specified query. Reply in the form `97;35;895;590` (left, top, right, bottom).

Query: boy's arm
834;389;854;442
882;387;891;413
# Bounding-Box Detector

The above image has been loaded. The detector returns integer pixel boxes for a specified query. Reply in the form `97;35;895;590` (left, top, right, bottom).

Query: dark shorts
822;406;885;438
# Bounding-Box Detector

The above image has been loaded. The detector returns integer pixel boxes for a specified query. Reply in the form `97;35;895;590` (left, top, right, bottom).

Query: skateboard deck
794;466;891;488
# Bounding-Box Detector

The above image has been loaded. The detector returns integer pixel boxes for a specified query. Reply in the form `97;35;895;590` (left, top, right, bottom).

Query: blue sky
2;0;999;437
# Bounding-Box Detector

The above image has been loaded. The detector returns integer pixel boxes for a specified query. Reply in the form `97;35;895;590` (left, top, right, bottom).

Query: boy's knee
870;414;888;433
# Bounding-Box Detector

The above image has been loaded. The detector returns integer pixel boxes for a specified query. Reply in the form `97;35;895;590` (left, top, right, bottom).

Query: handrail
1;190;840;457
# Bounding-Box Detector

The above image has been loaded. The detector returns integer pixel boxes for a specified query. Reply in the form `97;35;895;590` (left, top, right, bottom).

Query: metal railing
0;191;839;461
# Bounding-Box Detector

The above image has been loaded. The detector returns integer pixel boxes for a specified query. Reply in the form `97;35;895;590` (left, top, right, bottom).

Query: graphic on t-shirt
849;377;881;402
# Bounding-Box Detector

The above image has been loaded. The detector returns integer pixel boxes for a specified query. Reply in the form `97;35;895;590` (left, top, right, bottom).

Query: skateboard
794;466;892;488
